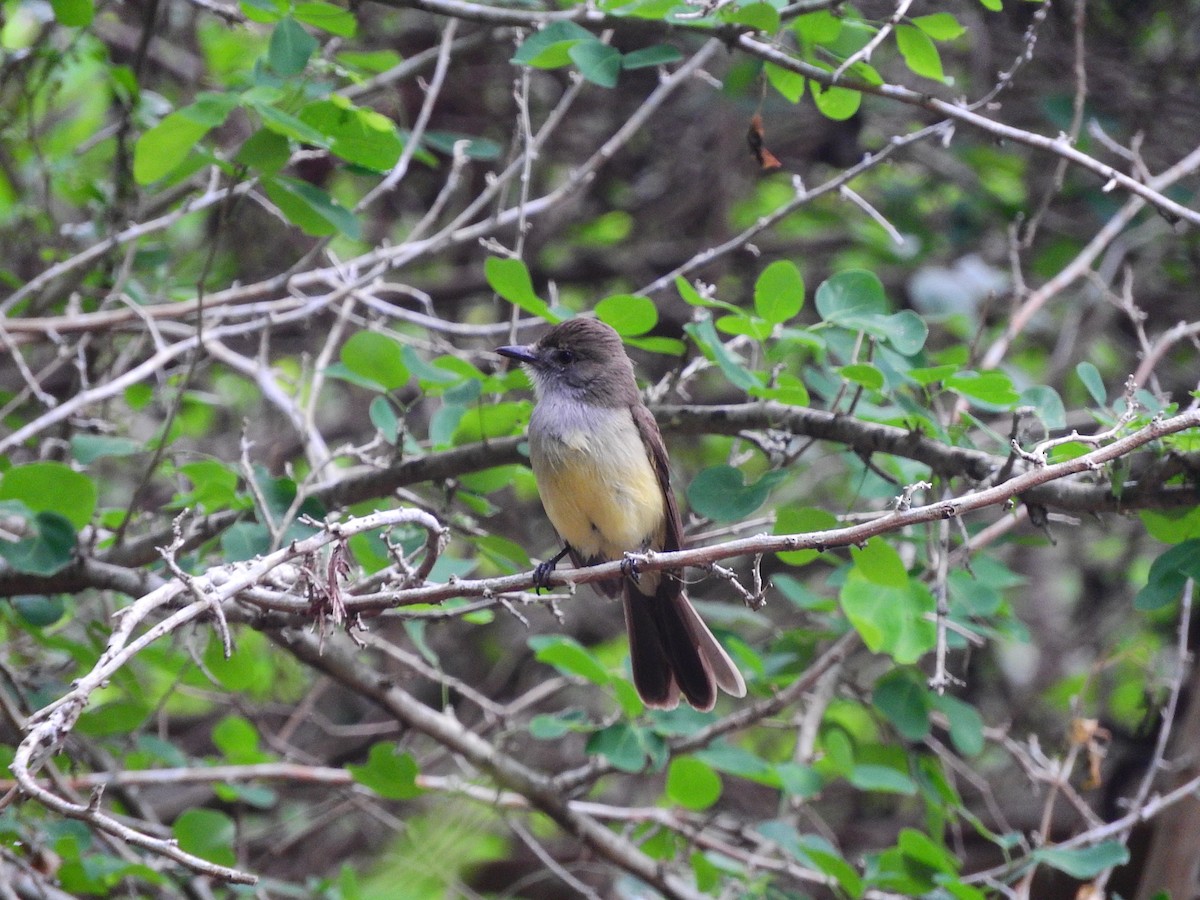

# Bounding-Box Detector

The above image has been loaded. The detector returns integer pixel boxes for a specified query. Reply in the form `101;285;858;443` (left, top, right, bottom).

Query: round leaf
687;466;786;524
754;260;805;324
173;809;237;867
840;571;936;664
595;294;658;336
815;270;888;323
883;310;928;355
872;670;932;741
850;539;909;587
666;756;722;810
0;463;97;528
340;331;409;391
13;595;66;627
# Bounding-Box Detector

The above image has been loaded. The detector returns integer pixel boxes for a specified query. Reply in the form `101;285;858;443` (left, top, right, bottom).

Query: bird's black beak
496;344;539;366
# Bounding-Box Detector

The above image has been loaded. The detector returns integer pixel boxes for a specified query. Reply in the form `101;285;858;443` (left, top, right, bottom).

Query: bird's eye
552;348;575;365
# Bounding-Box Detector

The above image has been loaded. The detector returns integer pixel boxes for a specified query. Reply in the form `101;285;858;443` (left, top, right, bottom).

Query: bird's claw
620;555;641;584
532;560;555;594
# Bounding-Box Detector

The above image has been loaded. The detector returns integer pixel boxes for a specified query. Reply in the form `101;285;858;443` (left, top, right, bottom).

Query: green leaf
174;810;236;867
0;463;97;528
908;363;959;386
723;2;780;33
793;9;841;43
337;49;402;73
586;722;666;772
212;716;273;764
675;276;740;313
840;570;937;664
571;210;633;246
268;17;319;76
693;742;772;779
249;101;329;145
234;129;291;174
683;317;762;392
134;115;212;184
0;511;75;576
529;709;590;739
895;24;945;81
241;0;286;22
369;396;400;442
348;744;423;799
848;763;917;795
757;823;863;896
1140;507;1200;544
933;693;984;756
774;505;838;566
716;314;773;342
687;466;787;523
595;294;657;336
748;372;809;407
529;635;611;685
176;460;240;512
403;347;465;387
294;0;356;37
1020;385;1066;430
1032;842;1129;878
474;533;531;572
811;74;862;121
898;828;960;872
839;363;884;391
612;335;675;357
755;260;805;324
884;310;928;355
262;176;361;239
850;539;908;587
569;40;622;88
205;630;276;692
873;670;932;741
511;21;594;68
453;401;526;444
621;44;683;69
977;0;1002;10
1076;361;1107;406
485;257;557;321
815;269;888;322
945;370;1020;407
666;756;723;810
298;98;403;172
912;13;966;41
50;0;93;27
765;62;805;103
13;595;66;627
340;331;409;391
70;435;141;464
1136;540;1200;611
775;762;823;798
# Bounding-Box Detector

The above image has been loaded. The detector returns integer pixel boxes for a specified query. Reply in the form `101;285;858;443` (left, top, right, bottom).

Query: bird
497;317;746;710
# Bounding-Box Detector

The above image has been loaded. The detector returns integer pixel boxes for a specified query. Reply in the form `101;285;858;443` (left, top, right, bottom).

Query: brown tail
622;582;746;711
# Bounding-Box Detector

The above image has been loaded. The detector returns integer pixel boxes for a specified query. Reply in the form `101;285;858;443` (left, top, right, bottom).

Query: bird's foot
532;560;555;594
620;554;641;584
533;546;571;594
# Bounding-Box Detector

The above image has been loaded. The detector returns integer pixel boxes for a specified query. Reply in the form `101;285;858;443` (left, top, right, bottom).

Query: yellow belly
531;421;665;561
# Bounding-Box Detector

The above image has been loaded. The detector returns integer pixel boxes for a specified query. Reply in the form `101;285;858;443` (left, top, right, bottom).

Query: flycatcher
497;318;746;710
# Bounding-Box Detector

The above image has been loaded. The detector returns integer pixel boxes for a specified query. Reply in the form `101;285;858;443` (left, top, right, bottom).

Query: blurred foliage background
2;0;1200;897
